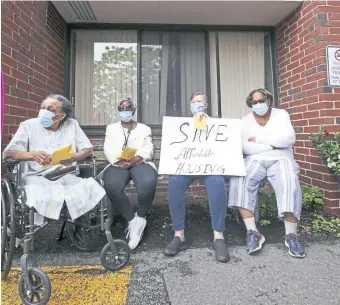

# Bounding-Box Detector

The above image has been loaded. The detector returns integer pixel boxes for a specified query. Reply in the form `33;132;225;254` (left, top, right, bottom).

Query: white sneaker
126;214;146;250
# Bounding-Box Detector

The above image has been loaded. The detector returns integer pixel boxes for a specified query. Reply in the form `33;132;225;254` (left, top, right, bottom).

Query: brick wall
1;1;66;150
276;1;340;215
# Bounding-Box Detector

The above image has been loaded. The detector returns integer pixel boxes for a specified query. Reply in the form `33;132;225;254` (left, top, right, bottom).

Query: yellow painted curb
1;265;132;305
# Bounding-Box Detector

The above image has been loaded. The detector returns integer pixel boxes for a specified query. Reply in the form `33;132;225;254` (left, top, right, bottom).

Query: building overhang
52;0;302;27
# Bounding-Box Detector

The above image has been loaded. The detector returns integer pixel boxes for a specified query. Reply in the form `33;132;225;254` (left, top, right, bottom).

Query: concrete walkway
3;203;340;305
6;241;340;305
127;242;340;305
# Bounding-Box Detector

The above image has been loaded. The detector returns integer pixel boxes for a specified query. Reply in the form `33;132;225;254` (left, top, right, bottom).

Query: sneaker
285;233;305;258
213;239;230;263
246;230;265;254
126;214;146;250
164;236;188;256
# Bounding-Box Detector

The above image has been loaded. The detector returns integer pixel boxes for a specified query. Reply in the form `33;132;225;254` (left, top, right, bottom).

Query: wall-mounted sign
326;45;340;87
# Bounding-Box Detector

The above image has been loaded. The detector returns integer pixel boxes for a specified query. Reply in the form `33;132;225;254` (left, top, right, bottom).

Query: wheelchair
1;156;131;305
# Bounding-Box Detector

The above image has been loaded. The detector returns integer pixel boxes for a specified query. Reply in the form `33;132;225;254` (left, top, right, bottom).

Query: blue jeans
168;175;227;232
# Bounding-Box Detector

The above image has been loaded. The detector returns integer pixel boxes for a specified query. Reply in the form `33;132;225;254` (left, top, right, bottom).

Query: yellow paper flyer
193;115;207;130
118;147;137;160
50;144;75;165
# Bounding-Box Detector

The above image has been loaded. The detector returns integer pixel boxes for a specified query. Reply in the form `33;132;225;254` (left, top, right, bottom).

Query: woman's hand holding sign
195;112;206;121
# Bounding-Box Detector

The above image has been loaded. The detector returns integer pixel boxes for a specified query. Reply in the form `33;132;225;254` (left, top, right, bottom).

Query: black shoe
164;236;188;256
213;239;230;263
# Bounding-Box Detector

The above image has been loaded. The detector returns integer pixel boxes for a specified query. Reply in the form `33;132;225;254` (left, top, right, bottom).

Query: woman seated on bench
228;88;305;258
3;94;106;221
164;92;230;263
103;98;157;250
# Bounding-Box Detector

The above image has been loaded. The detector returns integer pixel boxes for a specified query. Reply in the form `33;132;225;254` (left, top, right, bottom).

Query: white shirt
241;108;296;160
4;118;93;175
4;118;105;220
103;122;156;170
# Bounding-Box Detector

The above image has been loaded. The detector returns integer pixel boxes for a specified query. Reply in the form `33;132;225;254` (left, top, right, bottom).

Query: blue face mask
38;109;55;128
190;102;206;115
252;103;269;116
119;110;133;123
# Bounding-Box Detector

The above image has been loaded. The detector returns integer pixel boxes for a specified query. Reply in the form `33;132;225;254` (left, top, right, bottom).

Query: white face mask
119;110;133;123
38;109;55;128
190;102;206;115
252;103;269;116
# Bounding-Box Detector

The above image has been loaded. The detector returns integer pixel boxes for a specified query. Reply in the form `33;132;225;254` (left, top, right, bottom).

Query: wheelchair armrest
44;166;78;181
3;158;25;174
3;158;21;165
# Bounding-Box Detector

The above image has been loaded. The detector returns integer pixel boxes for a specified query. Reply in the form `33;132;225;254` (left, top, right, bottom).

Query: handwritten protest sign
159;117;246;176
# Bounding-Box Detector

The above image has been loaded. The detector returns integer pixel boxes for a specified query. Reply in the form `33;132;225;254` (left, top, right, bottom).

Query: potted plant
309;128;340;187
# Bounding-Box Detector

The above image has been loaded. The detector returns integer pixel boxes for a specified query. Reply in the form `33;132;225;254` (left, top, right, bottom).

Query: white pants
24;174;106;220
228;159;302;220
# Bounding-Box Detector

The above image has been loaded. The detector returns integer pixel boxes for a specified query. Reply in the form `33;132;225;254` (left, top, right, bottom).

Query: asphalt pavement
2;200;340;305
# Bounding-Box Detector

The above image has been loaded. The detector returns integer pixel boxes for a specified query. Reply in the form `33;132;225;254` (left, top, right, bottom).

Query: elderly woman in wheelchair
1;94;130;305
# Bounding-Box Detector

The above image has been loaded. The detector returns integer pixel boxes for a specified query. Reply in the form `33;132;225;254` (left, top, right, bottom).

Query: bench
86;135;274;198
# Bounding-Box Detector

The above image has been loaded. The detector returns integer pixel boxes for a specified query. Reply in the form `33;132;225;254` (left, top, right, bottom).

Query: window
72;29;274;127
210;31;274;119
141;31;207;124
74;30;137;125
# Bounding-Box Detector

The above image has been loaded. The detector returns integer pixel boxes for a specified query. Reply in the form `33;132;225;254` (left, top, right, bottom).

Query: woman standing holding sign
164;92;230;263
229;88;305;258
103;98;158;250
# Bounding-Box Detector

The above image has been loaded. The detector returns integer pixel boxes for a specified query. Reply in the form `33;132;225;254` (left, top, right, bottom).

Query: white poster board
158;116;246;176
326;45;340;87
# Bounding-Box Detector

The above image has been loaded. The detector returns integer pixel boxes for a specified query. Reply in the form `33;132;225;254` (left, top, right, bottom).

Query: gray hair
46;94;74;119
190;91;208;103
246;88;273;108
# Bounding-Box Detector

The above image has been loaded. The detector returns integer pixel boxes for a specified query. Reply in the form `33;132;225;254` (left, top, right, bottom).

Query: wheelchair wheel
19;267;51;305
1;179;16;280
65;211;99;252
100;240;130;272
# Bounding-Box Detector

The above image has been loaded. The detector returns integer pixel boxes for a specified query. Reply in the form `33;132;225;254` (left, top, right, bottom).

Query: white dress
4;118;106;220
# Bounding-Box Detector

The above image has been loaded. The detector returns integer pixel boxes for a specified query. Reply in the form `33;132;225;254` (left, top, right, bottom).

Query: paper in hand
50;144;75;165
193;115;207;130
118;147;137;160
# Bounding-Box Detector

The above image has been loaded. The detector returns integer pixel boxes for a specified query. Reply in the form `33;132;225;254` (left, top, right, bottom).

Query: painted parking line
1;265;132;305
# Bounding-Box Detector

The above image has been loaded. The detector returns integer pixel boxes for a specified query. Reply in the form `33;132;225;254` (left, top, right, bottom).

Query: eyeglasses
251;99;267;106
118;105;134;112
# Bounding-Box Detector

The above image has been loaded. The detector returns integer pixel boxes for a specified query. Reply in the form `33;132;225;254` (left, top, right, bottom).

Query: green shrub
301;185;323;211
312;215;340;237
259;219;271;227
309;128;340;176
258;192;277;226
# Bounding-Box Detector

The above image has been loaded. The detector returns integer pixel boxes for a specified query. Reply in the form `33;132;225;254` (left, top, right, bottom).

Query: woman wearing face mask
103;98;158;250
3;94;106;221
164;92;230;263
228;88;305;258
